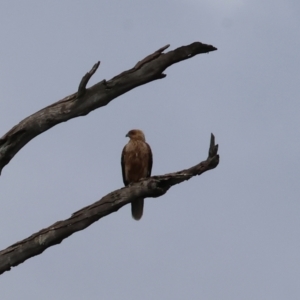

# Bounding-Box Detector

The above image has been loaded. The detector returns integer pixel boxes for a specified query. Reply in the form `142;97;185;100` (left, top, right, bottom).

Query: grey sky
0;1;299;299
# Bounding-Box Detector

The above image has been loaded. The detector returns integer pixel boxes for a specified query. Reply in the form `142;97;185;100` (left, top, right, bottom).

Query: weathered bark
0;42;217;174
0;134;219;275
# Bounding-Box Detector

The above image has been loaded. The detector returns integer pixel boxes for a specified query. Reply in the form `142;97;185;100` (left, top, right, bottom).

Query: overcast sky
0;1;299;299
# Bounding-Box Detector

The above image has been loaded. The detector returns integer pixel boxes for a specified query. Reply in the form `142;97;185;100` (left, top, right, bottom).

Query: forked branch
0;42;217;174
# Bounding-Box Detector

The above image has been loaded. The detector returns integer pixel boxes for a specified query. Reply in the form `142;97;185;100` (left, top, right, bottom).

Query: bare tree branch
77;61;100;98
0;134;219;275
0;41;217;175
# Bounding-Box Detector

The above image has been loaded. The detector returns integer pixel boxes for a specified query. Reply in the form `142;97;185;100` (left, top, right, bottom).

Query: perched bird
121;129;153;220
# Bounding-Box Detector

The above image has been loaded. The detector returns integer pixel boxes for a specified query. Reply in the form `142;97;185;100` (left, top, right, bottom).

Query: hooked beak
125;133;129;138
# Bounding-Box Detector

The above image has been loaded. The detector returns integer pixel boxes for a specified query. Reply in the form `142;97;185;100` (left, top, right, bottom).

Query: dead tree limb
0;134;219;275
0;42;217;175
77;61;100;98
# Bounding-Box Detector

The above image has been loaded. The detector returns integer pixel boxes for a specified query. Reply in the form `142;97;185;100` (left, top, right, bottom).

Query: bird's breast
124;141;149;182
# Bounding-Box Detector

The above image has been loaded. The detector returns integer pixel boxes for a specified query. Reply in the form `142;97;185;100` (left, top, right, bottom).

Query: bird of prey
121;129;153;220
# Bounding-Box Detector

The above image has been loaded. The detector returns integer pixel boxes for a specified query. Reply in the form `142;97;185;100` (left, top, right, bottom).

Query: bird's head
126;129;146;141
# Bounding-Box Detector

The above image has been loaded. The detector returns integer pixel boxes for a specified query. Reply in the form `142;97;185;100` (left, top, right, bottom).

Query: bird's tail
131;198;144;221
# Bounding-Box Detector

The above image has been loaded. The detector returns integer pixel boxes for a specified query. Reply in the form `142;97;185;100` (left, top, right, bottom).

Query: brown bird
121;129;153;220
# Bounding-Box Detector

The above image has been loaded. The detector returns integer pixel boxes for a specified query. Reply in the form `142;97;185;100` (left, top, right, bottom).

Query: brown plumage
121;129;153;220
